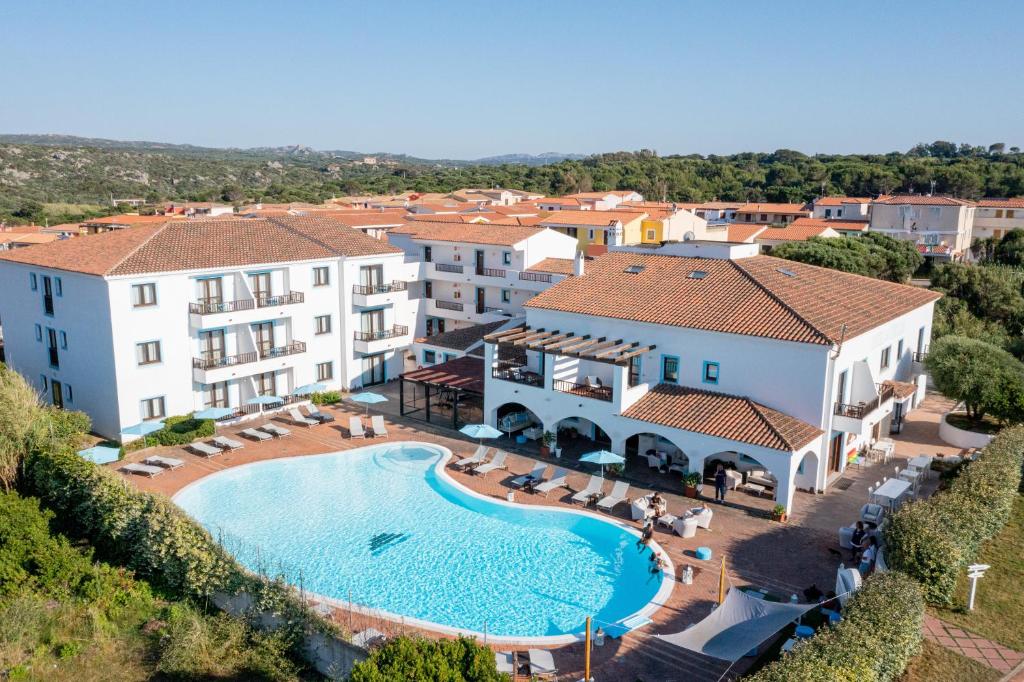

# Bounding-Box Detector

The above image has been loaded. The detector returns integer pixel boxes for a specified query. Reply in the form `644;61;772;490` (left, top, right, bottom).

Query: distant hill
471;152;589;166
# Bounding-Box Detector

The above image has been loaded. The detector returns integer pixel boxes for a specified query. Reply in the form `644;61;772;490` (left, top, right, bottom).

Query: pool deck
115;392;961;682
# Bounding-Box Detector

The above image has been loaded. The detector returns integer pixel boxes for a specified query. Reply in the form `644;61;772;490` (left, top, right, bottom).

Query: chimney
573;250;585;276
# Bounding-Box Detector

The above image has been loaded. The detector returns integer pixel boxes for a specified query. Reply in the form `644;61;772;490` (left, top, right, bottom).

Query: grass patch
41;202;105;216
932;494;1024;650
945;412;1003;435
902;640;1001;682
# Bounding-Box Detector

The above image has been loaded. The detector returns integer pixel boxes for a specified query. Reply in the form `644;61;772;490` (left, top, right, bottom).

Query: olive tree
926;335;1024;424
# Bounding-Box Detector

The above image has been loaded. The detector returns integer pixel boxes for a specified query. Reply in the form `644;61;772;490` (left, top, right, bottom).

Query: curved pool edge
171;440;675;646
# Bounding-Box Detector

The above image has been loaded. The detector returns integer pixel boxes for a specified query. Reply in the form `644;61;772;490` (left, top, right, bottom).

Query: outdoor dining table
872;478;912;511
908;455;932;479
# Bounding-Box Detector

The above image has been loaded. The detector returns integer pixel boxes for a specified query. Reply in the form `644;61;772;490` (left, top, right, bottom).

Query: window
132;283;157;307
837;209;844;218
760;214;768;222
40;375;47;391
929;206;941;220
423;350;436;364
917;326;926;354
30;273;37;290
1009;210;1017;219
703;361;720;384
59;331;67;349
837;369;848;404
423;280;433;299
502;251;512;265
628;355;642;387
646;229;656;240
995;210;1004;219
205;382;229;408
140;396;166;420
588;229;595;240
54;277;62;297
256;372;276;397
661;355;679;384
34;324;42;341
897;339;904;359
501;289;511;303
314;315;332;335
444;353;456;362
46;328;59;368
313;266;330;287
136;340;161;365
64;384;73;403
423;246;432;262
824;208;832;218
880;346;891;370
316;361;333;381
566;227;578;238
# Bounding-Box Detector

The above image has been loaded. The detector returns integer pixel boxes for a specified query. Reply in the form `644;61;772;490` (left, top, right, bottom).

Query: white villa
868;195;976;261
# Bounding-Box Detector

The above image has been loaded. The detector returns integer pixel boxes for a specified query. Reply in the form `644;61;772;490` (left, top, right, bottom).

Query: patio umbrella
348;391;388;415
193;407;235;420
77;445;121;465
292;382;327;397
459;423;503;446
122;420;164;449
247;395;285;406
580;449;625;477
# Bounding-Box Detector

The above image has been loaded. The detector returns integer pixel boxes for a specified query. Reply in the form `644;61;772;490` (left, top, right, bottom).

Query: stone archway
795;450;820;493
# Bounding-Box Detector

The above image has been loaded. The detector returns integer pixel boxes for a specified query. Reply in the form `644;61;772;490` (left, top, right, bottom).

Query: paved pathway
922;614;1023;676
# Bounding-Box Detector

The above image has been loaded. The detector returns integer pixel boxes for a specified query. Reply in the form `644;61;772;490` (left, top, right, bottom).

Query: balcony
519;271;553;283
191;341;306;383
554;378;613;402
476;267;507;278
352;281;408;307
433;299;464;312
492;366;544;388
353;325;411;354
188;292;305;327
833;382;896;432
433;263;464;274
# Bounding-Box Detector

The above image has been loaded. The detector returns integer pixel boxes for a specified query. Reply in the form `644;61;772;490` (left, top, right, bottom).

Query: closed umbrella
580;449;625;477
77;445;121;465
122;421;164;449
459;423;503;446
348;391;388;415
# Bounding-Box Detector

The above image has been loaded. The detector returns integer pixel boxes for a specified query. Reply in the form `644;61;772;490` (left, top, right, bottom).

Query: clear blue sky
2;1;1021;159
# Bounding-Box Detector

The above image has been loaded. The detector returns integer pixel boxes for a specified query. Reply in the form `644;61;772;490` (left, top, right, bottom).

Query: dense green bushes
926;335;1024;424
747;572;924;682
311;390;342;405
123;413;215;453
348;636;505;682
885;426;1024;604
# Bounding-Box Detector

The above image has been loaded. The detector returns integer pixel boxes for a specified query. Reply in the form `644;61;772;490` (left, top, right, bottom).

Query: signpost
967;563;990;611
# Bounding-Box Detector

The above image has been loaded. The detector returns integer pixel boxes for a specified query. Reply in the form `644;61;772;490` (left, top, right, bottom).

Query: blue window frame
59;331;67;349
703;361;720;384
423;349;436;364
30;273;37;290
501;289;511;303
502;251;512;265
34;324;42;341
660;355;680;383
64;384;73;403
55;277;62;297
444;353;456;362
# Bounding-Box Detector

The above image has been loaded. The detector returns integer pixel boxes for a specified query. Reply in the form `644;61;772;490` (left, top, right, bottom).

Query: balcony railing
192;341;306;370
834;383;896;419
354;325;409;342
189;291;304;315
352;281;408;295
434;263;464;274
553;379;613;402
912;351;928;363
478;306;512;316
476;267;507;278
434;300;464;312
519;271;553;283
492;366;543;387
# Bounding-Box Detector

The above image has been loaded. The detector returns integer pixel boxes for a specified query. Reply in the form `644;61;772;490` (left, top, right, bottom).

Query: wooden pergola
399;356;484;430
483;325;655;365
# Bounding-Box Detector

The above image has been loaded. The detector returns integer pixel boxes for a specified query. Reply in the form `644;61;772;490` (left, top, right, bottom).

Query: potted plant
683;472;702;498
540;431;556;457
771;504;788;523
606;463;624;478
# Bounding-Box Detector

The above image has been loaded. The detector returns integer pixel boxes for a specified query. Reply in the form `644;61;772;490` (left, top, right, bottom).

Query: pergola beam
539;334;590;352
569;338;623;359
593;341;639;359
495;328;543;344
512;329;558;346
525;331;572;351
614;345;657;364
561;337;612;356
484;325;529;343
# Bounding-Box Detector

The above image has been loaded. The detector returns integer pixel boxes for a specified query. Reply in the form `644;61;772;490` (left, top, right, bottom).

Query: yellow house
538;210;647;249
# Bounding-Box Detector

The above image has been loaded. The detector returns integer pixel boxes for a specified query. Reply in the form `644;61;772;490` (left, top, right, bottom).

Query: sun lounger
510;463;547;488
241;428;271;442
288;408;317;427
455;444;489;469
188;441;223;457
120;462;164;478
212;436;244;450
260;423;291;438
597;481;630;512
528;649;557;678
370;415;389;438
474;450;508;476
352;627;386;649
144;455;184;470
570;475;605;504
494;651;515;676
348;416;366;438
305;406;335;423
535;467;569;495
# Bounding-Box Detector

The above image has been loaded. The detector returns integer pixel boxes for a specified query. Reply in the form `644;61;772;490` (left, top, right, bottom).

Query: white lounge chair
212;436;244;450
672;516;699;538
352;627;386;649
260;423;291;438
120;462;164;477
510;463;547;488
597;481;630;512
241;428;271;442
305;406;335;423
288;408;317;427
494;651;515;676
370;415;388;438
455;445;490;469
144;455;184;470
188;441;222;457
474;450;508;476
348;416;366;439
570;475;604;504
528;649;557;678
535;467;569;496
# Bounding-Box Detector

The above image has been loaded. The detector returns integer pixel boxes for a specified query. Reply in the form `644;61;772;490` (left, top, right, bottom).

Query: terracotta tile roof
388;220;548;246
882;379;918;400
976;198;1024;209
82;214;179;225
0;216;400;276
726;224;767;243
815;197;872;206
417;320;508;351
875;195;974;206
539;210;645;227
538;198;583;207
698;202;746;210
755;220;840;242
622;383;823;452
526;257;575;275
735;203;811;215
524;251;940;345
567;190;639;199
0;233;61;245
400;356;484;394
788;218;869;232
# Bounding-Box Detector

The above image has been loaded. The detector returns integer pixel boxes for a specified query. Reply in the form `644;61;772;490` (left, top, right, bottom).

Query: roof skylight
776;267;797;277
688;270;708;279
624;264;645;274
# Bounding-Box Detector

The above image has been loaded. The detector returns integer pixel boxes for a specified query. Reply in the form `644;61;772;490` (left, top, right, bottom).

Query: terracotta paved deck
923;614;1023;675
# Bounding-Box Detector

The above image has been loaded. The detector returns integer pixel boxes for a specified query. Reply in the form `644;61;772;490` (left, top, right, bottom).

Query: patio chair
120;462;164;478
494;651;515;676
528;649;557;678
305;405;335;423
455;444;490;469
585;376;602;389
645;454;663;471
370;415;389;438
535;467;568;495
143;455;184;470
213;436;244;450
348;417;366;439
860;503;885;525
260;423;291;438
188;441;223;457
570;475;604;504
240;428;272;442
689;506;713;530
475;450;509;476
672;515;699;538
288;408;317;427
510;463;547;488
596;481;630;512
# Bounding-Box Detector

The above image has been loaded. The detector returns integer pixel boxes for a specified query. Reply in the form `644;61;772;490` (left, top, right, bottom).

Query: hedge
310;391;342;406
123;414;215;453
746;571;924;682
884;425;1024;604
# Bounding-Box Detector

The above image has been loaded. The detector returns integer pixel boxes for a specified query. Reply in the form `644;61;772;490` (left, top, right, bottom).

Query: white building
386;220;579;337
811;197;872;220
483;248;939;512
0;216;417;440
564;191;644;211
868;196;975;261
971;198;1024;241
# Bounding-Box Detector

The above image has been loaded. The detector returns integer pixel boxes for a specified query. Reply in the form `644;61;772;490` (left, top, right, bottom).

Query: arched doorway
493;402;543;437
624;432;690;476
795;450;819;493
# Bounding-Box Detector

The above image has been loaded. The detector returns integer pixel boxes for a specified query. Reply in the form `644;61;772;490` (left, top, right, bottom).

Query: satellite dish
683;231;696;242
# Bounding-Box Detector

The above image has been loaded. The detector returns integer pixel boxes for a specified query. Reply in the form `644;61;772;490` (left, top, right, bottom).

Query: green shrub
747;572;924;682
885;425;1024;605
348;635;506;682
310;390;341;405
123;414;215;452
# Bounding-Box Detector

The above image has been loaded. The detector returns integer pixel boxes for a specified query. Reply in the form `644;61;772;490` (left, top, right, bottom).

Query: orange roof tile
976;198;1024;209
755;220;840;242
526;257;575;275
788;217;869;232
539;210;646;228
814;197;872;206
726;224;767;243
735;203;810;215
875;195;974;206
389;220;550;246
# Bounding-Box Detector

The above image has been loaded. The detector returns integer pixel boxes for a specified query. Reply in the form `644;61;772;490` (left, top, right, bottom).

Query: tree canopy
925;335;1024;423
771;232;924;282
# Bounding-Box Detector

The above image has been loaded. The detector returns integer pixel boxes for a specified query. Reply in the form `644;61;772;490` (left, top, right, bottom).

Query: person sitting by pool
649;551;667;574
650;492;667;517
636;519;654;549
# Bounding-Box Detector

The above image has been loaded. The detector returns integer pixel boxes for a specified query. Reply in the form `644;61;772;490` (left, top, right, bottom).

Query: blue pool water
174;443;666;639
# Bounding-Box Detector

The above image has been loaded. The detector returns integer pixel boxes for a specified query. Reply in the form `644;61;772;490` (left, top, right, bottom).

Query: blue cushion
794;625;814;638
696;546;712;561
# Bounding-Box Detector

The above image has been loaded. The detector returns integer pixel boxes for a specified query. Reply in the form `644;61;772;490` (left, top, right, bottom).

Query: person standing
714;464;728;503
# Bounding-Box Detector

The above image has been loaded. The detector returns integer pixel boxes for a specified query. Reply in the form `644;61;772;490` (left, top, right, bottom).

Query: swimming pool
173;442;671;642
